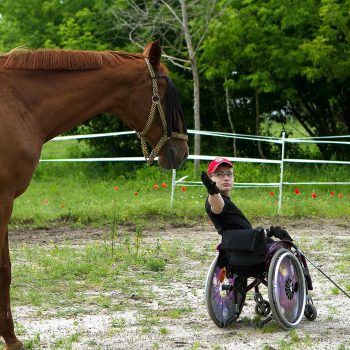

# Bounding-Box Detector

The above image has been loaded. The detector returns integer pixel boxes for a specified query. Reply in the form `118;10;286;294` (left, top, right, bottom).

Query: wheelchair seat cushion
221;228;267;267
221;228;267;253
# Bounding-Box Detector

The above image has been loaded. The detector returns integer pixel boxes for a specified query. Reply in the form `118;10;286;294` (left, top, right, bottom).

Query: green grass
158;307;193;319
10;226;203;312
7;227;208;349
8;138;350;229
276;330;313;350
10;161;350;228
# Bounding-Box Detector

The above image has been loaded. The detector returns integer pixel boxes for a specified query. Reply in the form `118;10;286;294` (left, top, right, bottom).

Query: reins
136;58;188;164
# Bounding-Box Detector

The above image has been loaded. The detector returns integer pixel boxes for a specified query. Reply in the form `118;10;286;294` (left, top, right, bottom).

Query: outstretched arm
208;193;224;214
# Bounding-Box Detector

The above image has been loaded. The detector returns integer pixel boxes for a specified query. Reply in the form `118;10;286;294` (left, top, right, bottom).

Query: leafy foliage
1;0;350;158
201;0;350;158
0;0;121;50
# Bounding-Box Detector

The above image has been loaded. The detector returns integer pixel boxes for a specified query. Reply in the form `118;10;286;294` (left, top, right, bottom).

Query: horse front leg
0;197;23;350
0;231;23;350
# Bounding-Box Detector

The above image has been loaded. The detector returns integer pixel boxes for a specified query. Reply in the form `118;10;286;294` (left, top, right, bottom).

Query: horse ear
143;40;161;69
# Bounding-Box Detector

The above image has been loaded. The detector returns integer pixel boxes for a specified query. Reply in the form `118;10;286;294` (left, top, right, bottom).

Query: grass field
10;135;350;229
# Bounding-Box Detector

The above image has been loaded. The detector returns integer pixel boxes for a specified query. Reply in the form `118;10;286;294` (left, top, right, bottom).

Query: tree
202;0;350;159
201;4;278;158
0;0;121;51
2;0;349;160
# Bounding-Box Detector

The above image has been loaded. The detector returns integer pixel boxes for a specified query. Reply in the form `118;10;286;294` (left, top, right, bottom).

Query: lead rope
297;247;350;298
136;58;188;164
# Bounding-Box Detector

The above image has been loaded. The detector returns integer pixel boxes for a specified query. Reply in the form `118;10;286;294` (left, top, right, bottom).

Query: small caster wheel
255;300;271;317
304;302;317;321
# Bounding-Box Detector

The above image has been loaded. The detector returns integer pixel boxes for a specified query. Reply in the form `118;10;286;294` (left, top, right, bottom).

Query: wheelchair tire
255;300;271;317
268;248;306;330
204;255;246;328
304;301;317;321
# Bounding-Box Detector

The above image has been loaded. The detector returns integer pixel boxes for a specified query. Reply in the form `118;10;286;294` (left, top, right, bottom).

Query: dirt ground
5;218;350;349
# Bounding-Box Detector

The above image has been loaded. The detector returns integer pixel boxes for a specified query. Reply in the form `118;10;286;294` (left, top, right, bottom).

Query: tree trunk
192;61;201;173
180;0;201;175
225;80;237;157
255;90;265;159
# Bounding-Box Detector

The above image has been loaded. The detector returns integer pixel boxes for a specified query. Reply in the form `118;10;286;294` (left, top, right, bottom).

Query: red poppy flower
60;203;65;209
113;186;119;191
293;188;301;195
43;198;49;205
330;191;335;197
311;192;317;199
134;191;139;196
161;183;167;188
338;193;343;198
181;187;186;192
269;191;275;196
152;184;159;189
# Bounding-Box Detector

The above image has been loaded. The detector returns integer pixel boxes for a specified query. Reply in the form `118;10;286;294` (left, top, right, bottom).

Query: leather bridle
136;58;188;164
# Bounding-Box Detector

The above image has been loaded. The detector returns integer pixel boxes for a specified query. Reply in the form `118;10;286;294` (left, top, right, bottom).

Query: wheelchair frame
205;240;317;329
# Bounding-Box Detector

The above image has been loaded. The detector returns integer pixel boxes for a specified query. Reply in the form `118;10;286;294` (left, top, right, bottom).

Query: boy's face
210;164;234;193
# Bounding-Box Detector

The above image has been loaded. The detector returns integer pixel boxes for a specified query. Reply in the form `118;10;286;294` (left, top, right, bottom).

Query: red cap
207;157;233;175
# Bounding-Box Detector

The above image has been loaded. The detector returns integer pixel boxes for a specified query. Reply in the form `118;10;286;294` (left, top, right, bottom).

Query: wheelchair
204;240;317;329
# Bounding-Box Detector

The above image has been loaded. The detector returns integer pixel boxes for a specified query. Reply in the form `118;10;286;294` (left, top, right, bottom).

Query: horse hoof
3;341;24;350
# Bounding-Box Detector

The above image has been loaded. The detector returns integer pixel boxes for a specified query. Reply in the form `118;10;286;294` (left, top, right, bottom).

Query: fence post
278;132;286;214
170;169;176;207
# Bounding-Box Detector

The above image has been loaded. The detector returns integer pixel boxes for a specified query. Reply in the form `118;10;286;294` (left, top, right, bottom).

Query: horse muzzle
158;140;188;170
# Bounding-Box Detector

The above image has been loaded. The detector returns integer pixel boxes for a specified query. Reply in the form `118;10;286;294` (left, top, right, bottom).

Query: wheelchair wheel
204;255;246;328
304;299;317;321
255;300;271;317
268;249;306;330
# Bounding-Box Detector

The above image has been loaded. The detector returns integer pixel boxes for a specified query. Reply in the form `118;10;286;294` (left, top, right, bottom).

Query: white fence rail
42;129;350;213
171;130;350;213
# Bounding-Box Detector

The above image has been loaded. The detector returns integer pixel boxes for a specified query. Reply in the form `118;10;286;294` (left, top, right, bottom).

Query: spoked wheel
205;256;247;328
268;249;306;330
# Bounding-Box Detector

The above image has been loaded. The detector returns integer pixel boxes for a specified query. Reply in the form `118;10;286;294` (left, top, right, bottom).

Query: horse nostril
183;151;189;160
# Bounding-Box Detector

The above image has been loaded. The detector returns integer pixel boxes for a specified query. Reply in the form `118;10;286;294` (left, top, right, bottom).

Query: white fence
171;131;350;212
42;129;350;213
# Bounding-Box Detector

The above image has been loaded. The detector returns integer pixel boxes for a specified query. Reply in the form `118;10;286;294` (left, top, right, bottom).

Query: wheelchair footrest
222;312;240;328
256;316;273;328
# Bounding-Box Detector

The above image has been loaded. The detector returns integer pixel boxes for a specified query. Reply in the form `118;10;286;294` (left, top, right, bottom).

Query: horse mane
2;49;144;71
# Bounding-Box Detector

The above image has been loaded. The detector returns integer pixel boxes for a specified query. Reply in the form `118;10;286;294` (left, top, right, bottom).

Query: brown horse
0;41;188;350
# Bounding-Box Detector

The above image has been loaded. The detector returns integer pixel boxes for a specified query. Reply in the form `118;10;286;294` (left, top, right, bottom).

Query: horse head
120;41;189;170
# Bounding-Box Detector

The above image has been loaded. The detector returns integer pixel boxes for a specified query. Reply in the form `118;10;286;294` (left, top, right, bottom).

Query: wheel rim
205;257;246;327
269;250;306;328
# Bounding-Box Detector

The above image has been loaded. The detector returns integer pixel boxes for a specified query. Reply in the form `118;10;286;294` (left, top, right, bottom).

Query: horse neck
14;60;147;142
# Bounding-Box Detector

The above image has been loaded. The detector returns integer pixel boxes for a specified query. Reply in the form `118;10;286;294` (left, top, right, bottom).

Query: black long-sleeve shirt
205;194;252;234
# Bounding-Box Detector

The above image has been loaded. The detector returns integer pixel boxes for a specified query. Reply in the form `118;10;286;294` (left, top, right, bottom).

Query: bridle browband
136;58;188;164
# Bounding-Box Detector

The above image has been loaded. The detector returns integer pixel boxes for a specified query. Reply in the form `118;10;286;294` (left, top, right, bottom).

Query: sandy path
4;218;350;350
